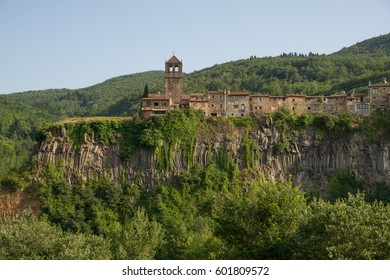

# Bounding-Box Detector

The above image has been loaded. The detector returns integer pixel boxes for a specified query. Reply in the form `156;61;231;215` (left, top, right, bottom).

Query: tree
111;208;162;260
291;193;390;259
0;210;111;260
143;83;149;98
216;175;308;259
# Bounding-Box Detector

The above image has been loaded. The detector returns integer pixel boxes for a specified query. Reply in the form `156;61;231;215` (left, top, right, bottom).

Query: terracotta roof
147;93;167;98
352;93;368;97
166;55;181;64
369;83;390;87
228;91;250;96
286;94;306;98
142;97;170;100
249;94;269;97
190;93;207;96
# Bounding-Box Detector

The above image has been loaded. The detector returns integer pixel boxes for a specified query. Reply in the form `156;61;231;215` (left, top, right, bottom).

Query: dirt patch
0;187;40;219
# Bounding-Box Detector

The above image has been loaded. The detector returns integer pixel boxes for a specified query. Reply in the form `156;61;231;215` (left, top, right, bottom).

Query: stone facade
164;55;183;104
140;56;390;118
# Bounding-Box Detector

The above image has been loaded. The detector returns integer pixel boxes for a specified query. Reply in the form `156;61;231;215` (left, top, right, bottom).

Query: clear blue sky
0;0;389;94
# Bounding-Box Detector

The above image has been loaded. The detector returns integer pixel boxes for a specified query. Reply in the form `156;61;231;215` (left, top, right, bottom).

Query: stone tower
165;55;183;103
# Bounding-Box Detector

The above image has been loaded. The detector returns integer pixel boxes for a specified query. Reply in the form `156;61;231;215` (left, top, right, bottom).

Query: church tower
165;55;183;103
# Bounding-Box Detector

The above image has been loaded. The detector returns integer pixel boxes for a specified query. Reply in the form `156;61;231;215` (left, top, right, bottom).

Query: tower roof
166;55;181;64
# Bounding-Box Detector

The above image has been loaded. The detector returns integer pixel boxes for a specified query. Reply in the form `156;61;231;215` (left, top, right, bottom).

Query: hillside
184;32;390;95
334;33;390;56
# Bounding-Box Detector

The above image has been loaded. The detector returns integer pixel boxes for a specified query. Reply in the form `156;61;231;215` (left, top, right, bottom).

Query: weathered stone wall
36;121;390;195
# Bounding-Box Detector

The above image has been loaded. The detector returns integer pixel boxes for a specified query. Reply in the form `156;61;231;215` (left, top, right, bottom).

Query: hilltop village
141;55;390;118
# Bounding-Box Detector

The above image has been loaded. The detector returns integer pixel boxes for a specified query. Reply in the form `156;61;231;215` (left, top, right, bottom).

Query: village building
140;56;390;118
369;79;390;110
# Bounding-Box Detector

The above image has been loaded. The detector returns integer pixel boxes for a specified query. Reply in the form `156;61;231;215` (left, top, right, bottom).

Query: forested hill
184;33;390;95
334;33;390;56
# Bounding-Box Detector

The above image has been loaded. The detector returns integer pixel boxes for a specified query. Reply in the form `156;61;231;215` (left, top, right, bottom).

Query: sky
0;0;389;94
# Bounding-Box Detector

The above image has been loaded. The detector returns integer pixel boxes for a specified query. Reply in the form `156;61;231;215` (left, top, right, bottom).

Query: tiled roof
369;83;390;87
142;97;170;100
228;91;250;96
166;55;181;64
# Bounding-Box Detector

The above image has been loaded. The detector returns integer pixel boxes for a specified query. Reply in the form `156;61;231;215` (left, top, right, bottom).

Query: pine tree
143;83;149;98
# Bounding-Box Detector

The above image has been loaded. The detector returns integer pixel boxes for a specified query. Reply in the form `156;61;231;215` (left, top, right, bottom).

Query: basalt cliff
35;117;390;195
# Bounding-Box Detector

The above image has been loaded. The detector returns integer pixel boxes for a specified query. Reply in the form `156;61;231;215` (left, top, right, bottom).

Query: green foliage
0;210;111;260
139;109;204;170
229;116;254;128
216;175;308;259
291;193;390;259
271;108;358;135
64;120;120;148
328;169;363;202
361;109;390;142
241;135;256;168
112;208;162;260
33;163;390;260
367;182;390;204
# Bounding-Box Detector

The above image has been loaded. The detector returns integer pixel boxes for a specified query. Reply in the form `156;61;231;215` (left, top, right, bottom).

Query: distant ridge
333;33;390;56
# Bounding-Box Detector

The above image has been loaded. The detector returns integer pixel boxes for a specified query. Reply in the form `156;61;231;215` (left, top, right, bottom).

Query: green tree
328;169;363;202
112;208;162;260
143;83;149;98
216;175;307;259
291;193;390;259
0;210;111;260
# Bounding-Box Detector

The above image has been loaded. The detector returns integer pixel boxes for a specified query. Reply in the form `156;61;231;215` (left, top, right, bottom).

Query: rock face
36;121;390;194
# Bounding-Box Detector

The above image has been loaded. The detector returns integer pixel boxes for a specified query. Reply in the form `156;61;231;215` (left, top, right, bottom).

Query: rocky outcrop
36;121;390;194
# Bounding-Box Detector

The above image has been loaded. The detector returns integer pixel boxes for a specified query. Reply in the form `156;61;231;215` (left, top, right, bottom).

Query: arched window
169;66;174;73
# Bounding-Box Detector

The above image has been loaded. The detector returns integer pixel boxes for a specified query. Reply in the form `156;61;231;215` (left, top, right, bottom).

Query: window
260;106;262;109
292;98;295;102
211;104;214;107
234;105;239;109
241;104;245;111
146;101;151;106
154;102;159;106
220;95;223;99
308;106;311;110
356;103;369;109
212;95;214;99
162;102;167;106
219;104;223;108
242;96;245;99
255;106;257;110
292;107;295;111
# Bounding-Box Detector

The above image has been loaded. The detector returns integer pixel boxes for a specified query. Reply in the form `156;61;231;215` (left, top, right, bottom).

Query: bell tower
165;55;183;103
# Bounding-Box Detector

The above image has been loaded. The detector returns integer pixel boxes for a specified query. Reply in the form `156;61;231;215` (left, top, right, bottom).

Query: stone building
140;56;390;118
165;55;183;104
369;79;390;110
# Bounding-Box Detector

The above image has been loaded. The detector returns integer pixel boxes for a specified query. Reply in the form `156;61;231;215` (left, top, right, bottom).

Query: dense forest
1;33;390;259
